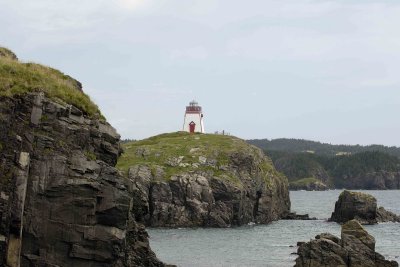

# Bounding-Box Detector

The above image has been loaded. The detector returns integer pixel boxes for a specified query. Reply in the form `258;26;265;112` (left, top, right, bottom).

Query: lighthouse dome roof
189;100;199;106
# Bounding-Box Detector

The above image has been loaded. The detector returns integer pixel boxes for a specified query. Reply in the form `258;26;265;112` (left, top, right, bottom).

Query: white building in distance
183;100;204;133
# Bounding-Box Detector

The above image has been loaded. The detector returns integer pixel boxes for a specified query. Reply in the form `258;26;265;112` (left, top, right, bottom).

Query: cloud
170;46;208;61
2;0;400;143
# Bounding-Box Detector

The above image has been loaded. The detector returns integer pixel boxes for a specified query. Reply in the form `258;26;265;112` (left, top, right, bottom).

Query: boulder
294;219;398;267
330;190;378;224
330;190;400;224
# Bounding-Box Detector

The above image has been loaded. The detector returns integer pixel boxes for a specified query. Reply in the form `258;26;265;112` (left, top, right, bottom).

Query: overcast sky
1;0;400;146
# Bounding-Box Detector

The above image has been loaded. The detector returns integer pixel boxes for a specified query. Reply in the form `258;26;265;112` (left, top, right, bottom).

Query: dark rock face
295;220;398;267
330;190;378;224
337;171;400;190
330;190;400;224
283;212;317;220
0;94;165;266
129;150;290;228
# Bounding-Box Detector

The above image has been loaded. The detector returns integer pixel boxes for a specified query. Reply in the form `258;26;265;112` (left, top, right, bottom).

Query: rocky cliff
334;171;400;190
117;132;290;227
0;49;165;266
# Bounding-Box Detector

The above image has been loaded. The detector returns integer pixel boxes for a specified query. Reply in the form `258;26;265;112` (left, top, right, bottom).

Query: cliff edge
0;48;165;266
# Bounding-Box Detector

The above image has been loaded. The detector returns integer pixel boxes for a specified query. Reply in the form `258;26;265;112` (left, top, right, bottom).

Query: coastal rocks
124;133;291;228
330;190;378;224
330;190;400;224
289;178;329;191
0;93;165;266
377;207;400;223
283;212;317;220
294;219;398;267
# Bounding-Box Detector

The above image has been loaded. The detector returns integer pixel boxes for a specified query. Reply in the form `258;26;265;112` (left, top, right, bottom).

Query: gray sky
1;0;400;146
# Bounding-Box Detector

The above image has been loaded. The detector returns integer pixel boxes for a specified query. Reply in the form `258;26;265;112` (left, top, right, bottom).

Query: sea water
148;190;400;267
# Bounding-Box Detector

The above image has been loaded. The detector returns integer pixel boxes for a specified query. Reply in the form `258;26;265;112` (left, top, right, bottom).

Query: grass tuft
0;48;102;117
0;47;18;60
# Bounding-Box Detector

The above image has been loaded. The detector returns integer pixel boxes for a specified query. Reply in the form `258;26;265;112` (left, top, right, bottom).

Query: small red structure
189;121;196;133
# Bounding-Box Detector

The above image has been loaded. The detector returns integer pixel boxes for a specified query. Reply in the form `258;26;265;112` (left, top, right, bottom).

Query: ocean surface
148;190;400;267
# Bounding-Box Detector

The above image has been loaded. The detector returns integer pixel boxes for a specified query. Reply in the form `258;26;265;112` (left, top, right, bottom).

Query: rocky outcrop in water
377;207;400;223
329;190;400;224
330;190;377;224
295;219;399;267
283;212;316;220
0;50;165;266
120;133;291;228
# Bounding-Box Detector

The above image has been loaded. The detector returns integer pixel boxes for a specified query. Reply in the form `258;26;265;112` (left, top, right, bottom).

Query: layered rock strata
295;219;398;267
0;94;165;266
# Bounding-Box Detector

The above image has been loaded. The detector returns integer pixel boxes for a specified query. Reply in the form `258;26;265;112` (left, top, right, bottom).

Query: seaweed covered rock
330;190;400;224
295;220;398;267
0;48;165;266
118;132;291;227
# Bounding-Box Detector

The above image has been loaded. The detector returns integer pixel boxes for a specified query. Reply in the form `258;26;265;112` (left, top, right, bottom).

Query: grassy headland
0;47;101;117
117;132;279;185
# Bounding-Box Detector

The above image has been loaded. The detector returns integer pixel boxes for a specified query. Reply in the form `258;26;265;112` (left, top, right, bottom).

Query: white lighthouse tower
183;100;204;133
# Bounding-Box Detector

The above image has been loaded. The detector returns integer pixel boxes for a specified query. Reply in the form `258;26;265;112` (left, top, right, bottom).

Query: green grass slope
0;47;101;117
117;132;280;185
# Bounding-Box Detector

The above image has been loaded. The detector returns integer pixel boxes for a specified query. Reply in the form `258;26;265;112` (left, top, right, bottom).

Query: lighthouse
183;100;204;133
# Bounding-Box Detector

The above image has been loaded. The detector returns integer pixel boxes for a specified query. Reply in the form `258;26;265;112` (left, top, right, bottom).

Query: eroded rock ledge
0;94;165;266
